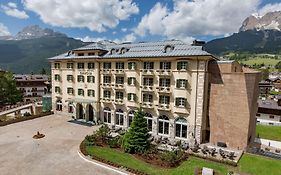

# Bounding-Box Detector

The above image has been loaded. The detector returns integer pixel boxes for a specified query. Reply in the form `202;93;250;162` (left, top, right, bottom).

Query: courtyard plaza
0;114;125;175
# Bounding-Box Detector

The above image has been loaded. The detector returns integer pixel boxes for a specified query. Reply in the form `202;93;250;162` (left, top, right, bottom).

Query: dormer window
163;45;174;53
120;47;128;54
78;53;84;56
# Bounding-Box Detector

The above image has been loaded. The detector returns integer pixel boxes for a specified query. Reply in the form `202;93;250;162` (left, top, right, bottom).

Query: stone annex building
49;40;260;150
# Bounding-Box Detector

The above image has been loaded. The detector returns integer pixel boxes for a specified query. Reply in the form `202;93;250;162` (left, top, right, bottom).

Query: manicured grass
256;125;281;141
240;57;279;66
86;146;229;175
239;154;281;175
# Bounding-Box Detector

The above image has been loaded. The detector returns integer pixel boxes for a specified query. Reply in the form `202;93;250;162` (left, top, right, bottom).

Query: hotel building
49;40;260;150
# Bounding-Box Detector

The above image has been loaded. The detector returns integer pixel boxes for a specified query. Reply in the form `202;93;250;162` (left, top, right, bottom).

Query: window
128;93;137;102
67;63;73;69
160;62;171;70
128;111;135;127
116;91;124;100
176;98;187;107
68;103;74;113
88;52;95;56
67;75;73;82
56;100;62;111
143;78;153;86
88;63;95;69
54;63;60;69
67;88;74;95
143;94;153;102
158;115;169;135
128;62;136;70
104;62;111;69
104;107;111;124
175;118;188;138
78;53;84;56
177;61;188;70
269;115;275;119
159;95;170;104
143;62;154;69
128;77;136;86
78;89;84;96
103;76;111;83
77;75;84;82
88;89;95;97
116;62;125;69
145;113;153;132
115;109;124;126
159;78;170;87
77;63;84;69
104;90;111;98
116;76;124;84
55;86;60;93
256;113;261;117
176;79;188;89
54;74;60;81
87;76;95;83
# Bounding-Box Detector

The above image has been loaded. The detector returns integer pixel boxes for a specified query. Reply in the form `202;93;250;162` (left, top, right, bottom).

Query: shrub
122;109;150;154
85;134;96;146
23;112;31;116
108;136;120;148
160;149;186;167
94;124;111;145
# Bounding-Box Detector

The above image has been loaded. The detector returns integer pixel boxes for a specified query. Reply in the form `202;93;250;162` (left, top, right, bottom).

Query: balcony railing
157;104;171;111
141;102;154;109
141;86;153;92
141;69;154;75
114;84;125;89
101;69;112;74
101;83;112;88
114;99;124;105
114;69;125;75
156;69;172;76
100;98;113;103
156;87;171;93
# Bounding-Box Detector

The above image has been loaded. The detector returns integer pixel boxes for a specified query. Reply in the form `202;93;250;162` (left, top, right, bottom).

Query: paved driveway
0;114;122;175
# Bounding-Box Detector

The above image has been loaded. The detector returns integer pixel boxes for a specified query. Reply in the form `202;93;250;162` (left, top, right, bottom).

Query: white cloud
23;0;139;32
135;0;260;41
258;2;281;16
77;33;136;44
75;36;107;42
1;2;29;19
0;23;11;36
121;28;128;32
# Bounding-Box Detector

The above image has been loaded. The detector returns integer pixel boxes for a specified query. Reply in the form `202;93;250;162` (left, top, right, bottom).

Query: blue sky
0;0;281;43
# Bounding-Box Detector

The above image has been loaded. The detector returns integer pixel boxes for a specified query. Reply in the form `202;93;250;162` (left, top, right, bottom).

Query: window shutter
176;98;179;106
134;94;137;102
185;80;188;88
151;62;154;69
176;80;180;88
160;62;163;69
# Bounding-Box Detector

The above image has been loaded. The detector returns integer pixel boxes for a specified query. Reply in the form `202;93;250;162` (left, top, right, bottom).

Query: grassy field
256;125;281;141
86;146;281;175
240;58;280;66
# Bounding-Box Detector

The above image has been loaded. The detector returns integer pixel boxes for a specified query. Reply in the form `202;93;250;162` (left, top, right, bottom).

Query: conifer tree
122;109;150;154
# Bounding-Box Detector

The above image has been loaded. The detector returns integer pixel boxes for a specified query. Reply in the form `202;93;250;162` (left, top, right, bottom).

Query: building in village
14;74;49;102
256;98;281;126
48;40;260;150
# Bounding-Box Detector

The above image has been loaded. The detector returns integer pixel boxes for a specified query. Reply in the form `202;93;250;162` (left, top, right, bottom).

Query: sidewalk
255;138;281;149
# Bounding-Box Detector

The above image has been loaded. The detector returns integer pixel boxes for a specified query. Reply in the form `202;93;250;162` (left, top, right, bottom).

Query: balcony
141;102;154;109
101;69;112;74
157;104;171;111
114;99;124;105
114;84;125;90
114;69;125;75
173;106;190;114
127;100;139;107
157;87;171;93
100;98;113;103
101;83;112;89
141;86;153;92
141;69;154;76
156;69;172;76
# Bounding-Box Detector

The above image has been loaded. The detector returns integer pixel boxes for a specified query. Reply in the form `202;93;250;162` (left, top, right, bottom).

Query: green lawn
86;146;281;175
239;154;281;175
240;58;279;66
256;125;281;141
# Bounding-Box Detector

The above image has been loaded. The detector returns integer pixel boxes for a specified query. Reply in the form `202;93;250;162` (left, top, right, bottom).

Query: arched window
163;45;174;53
104;107;111;124
56;100;62;111
158;115;169;135
110;48;116;55
175;117;188;138
128;110;135;127
116;109;124;126
145;112;153;132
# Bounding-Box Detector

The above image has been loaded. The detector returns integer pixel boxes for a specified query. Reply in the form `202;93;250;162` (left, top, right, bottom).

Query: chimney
192;40;206;46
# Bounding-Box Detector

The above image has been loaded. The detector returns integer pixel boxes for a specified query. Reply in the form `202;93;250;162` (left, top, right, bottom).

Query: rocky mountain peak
14;25;66;40
239;11;281;32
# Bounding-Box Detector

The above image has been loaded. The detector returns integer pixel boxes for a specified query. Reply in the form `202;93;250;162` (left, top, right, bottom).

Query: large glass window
77;63;84;69
143;94;153;102
104;107;111;124
143;62;154;69
104;62;111;69
145;113;153;132
177;61;188;70
158;115;169;135
116;91;124;100
176;79;188;89
116;62;125;69
159;78;170;87
175;118;188;138
159;95;170;104
160;62;171;70
103;76;111;83
175;98;187;107
77;75;84;82
128;62;136;70
104;90;111;98
143;78;153;86
128;110;135;127
115;109;124;126
88;63;95;69
116;76;124;84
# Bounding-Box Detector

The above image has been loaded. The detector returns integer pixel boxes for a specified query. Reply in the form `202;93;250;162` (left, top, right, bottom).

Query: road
0;114;124;175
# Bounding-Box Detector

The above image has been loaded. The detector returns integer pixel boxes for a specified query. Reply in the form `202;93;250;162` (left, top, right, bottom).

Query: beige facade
49;40;260;150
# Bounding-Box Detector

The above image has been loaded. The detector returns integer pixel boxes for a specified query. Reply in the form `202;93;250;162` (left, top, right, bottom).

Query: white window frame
115;109;124;126
143;94;153;102
88;63;95;69
177;61;188;70
159;95;170;104
116;91;124;100
144;62;154;69
145;113;153;132
104;62;111;69
128;62;136;70
104;76;111;83
116;62;125;69
175;118;188;139
128;111;135;127
143;78;153;86
160;62;171;70
128;77;136;86
159;78;170;87
104;90;111;99
158;115;169;136
116;76;124;84
77;63;84;69
104;108;111;124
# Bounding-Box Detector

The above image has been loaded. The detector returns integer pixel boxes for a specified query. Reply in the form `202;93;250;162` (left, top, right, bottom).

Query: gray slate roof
49;40;212;60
